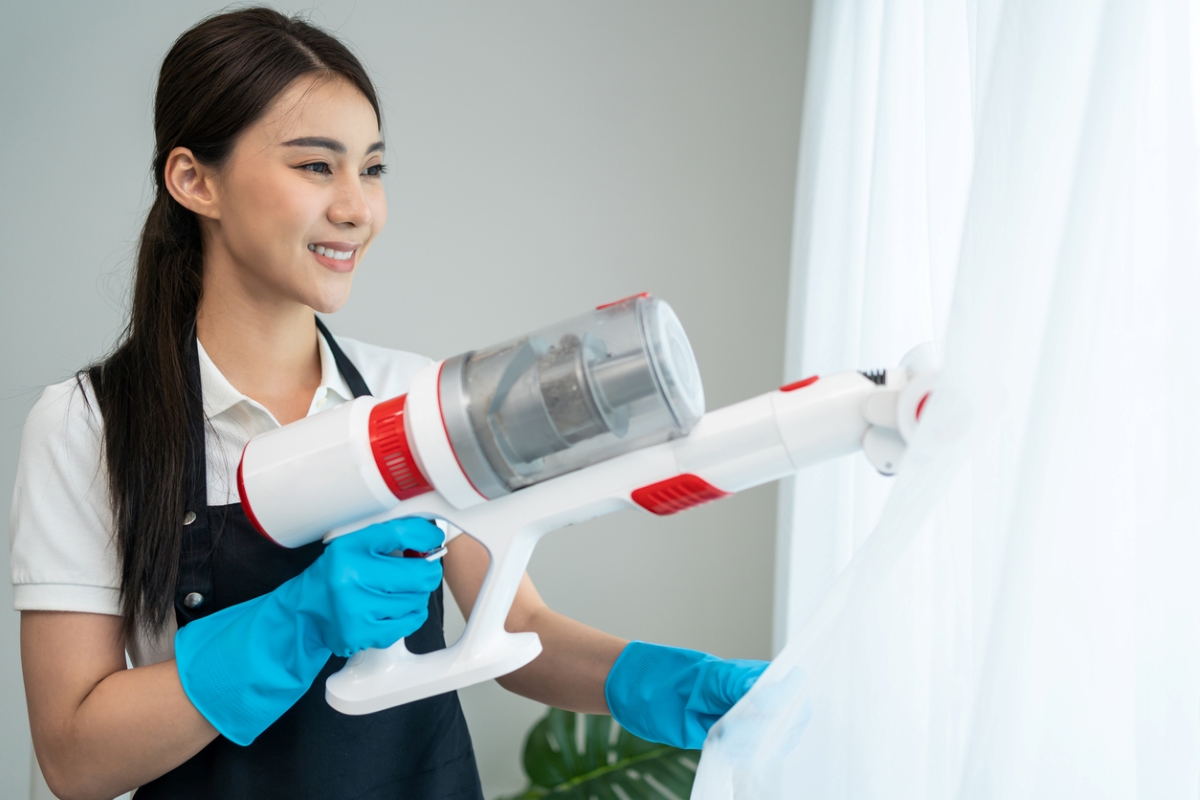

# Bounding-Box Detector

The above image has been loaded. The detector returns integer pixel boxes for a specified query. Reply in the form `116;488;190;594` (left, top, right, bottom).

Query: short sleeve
9;376;122;616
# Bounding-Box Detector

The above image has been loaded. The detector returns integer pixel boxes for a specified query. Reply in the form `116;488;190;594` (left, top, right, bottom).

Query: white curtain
696;1;1200;798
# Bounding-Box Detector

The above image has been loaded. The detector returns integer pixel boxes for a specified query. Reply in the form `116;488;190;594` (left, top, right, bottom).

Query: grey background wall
0;2;811;797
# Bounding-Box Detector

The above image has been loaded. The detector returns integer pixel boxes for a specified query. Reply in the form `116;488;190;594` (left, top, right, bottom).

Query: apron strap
315;317;372;398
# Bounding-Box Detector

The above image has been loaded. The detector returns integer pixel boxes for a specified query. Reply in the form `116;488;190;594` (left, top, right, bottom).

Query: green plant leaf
494;708;702;800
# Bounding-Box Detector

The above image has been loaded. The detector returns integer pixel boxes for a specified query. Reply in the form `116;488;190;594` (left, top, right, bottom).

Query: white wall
0;2;810;797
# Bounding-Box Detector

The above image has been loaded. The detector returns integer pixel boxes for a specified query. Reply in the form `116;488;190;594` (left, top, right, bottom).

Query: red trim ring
237;447;282;547
369;394;434;500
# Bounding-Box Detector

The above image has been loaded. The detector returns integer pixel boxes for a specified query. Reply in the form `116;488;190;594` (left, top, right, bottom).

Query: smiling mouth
308;243;355;260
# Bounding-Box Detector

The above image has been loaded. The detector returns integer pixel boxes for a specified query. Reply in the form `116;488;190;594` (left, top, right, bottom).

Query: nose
327;173;372;228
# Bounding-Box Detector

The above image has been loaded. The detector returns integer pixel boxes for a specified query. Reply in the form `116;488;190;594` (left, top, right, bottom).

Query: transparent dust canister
437;294;705;497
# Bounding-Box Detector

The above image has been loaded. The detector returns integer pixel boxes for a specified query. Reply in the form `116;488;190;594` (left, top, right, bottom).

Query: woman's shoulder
331;335;435;399
20;373;103;452
15;373;107;516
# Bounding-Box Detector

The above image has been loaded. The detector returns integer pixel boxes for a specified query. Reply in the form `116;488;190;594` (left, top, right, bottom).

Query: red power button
631;473;731;515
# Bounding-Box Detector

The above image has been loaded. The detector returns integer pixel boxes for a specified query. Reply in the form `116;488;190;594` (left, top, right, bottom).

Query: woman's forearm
57;660;218;798
22;611;218;800
495;604;627;713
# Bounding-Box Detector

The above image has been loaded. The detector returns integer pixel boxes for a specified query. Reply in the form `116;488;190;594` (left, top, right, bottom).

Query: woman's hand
293;517;445;656
604;641;768;749
175;517;444;746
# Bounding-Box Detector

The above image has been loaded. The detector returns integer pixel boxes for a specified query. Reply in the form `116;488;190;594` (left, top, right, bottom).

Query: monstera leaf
496;708;701;799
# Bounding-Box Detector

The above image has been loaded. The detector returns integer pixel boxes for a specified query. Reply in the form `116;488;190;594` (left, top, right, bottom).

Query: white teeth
308;245;353;260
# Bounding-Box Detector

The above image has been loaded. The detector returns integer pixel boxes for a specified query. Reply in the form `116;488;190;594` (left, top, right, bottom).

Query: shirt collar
197;333;355;421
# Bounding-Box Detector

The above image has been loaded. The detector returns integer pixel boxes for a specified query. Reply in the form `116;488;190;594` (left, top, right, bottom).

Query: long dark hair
85;8;381;642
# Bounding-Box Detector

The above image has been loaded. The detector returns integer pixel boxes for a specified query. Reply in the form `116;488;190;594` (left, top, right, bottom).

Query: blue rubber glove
605;641;768;749
175;517;444;746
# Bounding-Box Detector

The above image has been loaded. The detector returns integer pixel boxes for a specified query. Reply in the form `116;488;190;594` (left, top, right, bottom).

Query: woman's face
203;76;387;313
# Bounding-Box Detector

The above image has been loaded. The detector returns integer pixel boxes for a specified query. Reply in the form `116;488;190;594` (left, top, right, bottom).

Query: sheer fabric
696;1;1200;798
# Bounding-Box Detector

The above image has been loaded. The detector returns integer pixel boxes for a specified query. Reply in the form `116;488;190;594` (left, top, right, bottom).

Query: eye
300;162;332;175
364;163;387;178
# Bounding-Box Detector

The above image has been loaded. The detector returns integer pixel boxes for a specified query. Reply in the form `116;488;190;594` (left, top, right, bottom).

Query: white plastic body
240;353;934;714
321;369;929;714
239;395;395;544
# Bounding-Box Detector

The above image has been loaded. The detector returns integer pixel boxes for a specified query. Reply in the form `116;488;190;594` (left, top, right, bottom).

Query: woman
11;9;765;799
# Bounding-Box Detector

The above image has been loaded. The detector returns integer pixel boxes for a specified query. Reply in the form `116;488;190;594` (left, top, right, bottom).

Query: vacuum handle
323;520;544;715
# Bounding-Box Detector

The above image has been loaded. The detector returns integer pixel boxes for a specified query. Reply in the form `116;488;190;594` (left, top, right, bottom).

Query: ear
163;147;220;220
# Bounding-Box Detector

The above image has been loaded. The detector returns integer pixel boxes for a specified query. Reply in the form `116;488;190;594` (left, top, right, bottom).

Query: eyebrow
281;137;385;155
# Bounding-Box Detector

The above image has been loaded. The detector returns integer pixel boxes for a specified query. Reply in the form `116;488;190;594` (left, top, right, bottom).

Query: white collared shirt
9;333;430;664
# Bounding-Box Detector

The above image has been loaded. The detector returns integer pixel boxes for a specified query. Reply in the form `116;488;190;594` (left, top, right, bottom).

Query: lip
309;241;360;274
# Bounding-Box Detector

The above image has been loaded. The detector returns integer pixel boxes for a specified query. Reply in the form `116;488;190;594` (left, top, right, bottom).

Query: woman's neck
196;268;322;427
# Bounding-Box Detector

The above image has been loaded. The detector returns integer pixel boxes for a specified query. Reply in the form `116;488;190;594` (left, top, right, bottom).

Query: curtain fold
698;1;1200;797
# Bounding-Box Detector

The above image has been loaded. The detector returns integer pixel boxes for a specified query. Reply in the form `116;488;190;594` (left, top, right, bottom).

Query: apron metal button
183;511;197;525
183;592;204;609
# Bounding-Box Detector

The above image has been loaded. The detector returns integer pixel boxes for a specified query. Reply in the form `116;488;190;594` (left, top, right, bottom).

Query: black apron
136;320;483;800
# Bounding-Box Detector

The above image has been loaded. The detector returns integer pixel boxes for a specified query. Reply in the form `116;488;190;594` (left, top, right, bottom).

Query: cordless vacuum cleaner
237;294;938;715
